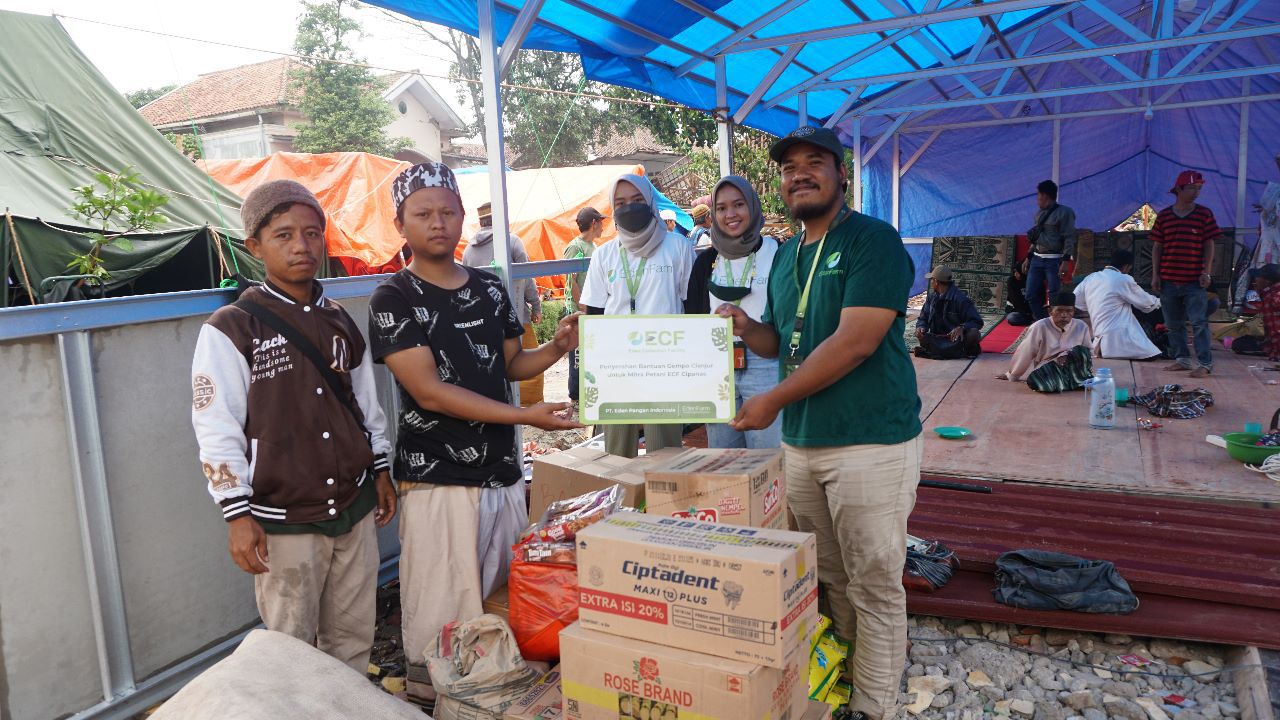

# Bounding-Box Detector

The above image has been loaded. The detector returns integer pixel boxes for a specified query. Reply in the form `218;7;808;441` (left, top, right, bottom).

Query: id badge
733;341;748;370
783;353;804;378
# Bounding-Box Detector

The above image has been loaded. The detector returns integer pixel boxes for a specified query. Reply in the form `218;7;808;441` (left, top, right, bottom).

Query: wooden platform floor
917;347;1280;504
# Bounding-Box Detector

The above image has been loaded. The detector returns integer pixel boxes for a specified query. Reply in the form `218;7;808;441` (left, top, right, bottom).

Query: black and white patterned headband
392;162;461;211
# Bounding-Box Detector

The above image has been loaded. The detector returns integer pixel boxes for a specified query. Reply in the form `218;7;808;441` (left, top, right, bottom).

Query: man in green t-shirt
564;206;605;402
718;126;921;720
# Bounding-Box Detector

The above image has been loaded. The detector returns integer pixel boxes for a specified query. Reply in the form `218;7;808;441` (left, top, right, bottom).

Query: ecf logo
627;330;686;347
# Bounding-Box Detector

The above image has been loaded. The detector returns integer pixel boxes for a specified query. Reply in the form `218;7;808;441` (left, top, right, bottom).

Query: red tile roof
592;126;678;159
140;57;301;126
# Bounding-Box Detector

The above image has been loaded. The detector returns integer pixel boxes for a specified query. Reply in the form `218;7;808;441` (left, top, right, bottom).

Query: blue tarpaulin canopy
370;0;1278;240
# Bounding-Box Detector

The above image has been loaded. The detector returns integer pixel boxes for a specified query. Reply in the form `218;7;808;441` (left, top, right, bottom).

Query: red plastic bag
507;558;578;662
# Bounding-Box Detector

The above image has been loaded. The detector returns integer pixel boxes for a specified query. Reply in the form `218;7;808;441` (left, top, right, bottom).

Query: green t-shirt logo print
825;251;841;269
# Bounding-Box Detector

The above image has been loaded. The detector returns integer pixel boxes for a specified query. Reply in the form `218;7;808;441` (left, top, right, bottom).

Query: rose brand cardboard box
559;622;807;720
504;665;563;720
644;449;788;529
575;513;818;668
530;447;688;522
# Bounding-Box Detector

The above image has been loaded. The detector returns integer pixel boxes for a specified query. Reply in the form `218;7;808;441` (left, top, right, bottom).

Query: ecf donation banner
578;315;735;425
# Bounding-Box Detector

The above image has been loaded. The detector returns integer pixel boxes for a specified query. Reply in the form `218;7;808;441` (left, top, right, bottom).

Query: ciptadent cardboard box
574;513;818;668
644;449;788;529
559;622;807;720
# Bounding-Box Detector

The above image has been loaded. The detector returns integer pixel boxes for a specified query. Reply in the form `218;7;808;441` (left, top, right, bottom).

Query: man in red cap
1151;170;1220;377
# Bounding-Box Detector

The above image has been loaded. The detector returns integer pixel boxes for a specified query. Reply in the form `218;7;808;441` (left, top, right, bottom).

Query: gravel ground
893;615;1241;720
364;606;1246;720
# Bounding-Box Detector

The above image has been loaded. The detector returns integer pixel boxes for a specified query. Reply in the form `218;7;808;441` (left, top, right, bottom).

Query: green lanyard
789;207;851;357
714;253;757;306
618;250;648;314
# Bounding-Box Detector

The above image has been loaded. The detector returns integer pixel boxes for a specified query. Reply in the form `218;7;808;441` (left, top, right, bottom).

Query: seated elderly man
914;266;983;359
1073;249;1162;359
1229;264;1280;358
998;291;1095;391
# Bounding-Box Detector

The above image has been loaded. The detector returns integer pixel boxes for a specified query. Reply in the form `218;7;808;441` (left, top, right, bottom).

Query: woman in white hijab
580;173;695;457
689;176;782;448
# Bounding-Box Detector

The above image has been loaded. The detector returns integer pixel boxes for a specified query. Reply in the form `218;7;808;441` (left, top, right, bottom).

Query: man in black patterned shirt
369;162;581;703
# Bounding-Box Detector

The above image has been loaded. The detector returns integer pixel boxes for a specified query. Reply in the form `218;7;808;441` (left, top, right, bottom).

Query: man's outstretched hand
522;401;585;430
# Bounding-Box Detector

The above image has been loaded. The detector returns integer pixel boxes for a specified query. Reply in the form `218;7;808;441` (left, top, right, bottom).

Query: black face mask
708;281;751;302
615;202;653;233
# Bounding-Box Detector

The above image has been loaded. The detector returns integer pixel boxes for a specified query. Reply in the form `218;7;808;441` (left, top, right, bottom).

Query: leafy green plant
534;299;567;344
67;167;169;285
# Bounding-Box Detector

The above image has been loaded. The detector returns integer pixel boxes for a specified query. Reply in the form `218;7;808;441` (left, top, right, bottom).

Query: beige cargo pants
783;435;923;720
254;512;379;674
398;484;485;700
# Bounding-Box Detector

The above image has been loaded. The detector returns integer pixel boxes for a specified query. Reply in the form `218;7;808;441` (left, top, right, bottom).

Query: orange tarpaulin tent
453;163;642;293
203;152;642;289
202;152;411;275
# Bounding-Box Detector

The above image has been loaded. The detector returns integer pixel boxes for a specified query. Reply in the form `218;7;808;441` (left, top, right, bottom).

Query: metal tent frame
372;0;1277;283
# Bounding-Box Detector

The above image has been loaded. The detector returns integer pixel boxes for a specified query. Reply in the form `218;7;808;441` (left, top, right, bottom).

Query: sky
0;0;473;120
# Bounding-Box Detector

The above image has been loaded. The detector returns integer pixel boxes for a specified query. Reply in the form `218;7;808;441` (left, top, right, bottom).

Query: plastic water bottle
1086;367;1116;429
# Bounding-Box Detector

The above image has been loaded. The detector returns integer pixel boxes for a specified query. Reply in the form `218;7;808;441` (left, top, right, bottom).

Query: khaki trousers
603;423;683;458
254;512;378;674
783;435;923;720
399;485;484;697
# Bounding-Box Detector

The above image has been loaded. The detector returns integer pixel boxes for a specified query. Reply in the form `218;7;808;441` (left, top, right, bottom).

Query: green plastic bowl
1222;432;1280;464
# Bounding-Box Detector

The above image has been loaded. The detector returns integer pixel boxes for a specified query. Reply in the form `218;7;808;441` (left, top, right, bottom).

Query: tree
603;86;718;151
406;24;613;168
686;127;787;218
292;0;411;156
67;167;169;285
502;50;610;167
125;85;175;109
163;133;203;161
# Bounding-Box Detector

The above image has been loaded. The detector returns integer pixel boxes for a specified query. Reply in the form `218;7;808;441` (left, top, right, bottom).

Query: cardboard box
645;449;788;529
575;513;818;668
530;447;687;522
484;585;510;624
559;622;807;720
801;700;833;720
504;666;563;720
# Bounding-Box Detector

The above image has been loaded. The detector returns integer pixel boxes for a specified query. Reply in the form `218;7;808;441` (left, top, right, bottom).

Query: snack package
520;484;624;544
809;614;832;655
824;681;853;710
517;542;577;564
808;633;851;702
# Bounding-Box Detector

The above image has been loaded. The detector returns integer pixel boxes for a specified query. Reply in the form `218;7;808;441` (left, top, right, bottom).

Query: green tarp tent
0;10;262;306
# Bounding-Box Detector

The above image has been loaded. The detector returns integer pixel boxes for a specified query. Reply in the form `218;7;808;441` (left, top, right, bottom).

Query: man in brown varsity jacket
191;180;396;673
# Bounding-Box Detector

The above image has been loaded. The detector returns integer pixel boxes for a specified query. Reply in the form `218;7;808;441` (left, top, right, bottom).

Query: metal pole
798;92;808;127
852;117;863;212
1052;118;1061;186
892;132;901;229
58;330;135;702
478;0;521;408
1235;79;1251;231
715;55;734;176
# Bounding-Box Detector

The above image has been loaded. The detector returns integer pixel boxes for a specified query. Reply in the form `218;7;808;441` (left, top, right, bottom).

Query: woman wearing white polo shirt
685;176;781;448
581;173;695;457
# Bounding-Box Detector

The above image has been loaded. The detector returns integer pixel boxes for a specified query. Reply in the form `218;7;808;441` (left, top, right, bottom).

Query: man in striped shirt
1151;170;1220;377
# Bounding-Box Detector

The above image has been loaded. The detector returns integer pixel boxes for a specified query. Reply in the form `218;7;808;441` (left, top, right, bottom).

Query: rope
209;225;230;277
1244;453;1280;481
156;18;242;278
509;73;589;219
55;13;687;110
35;154;240;233
5;210;37;304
